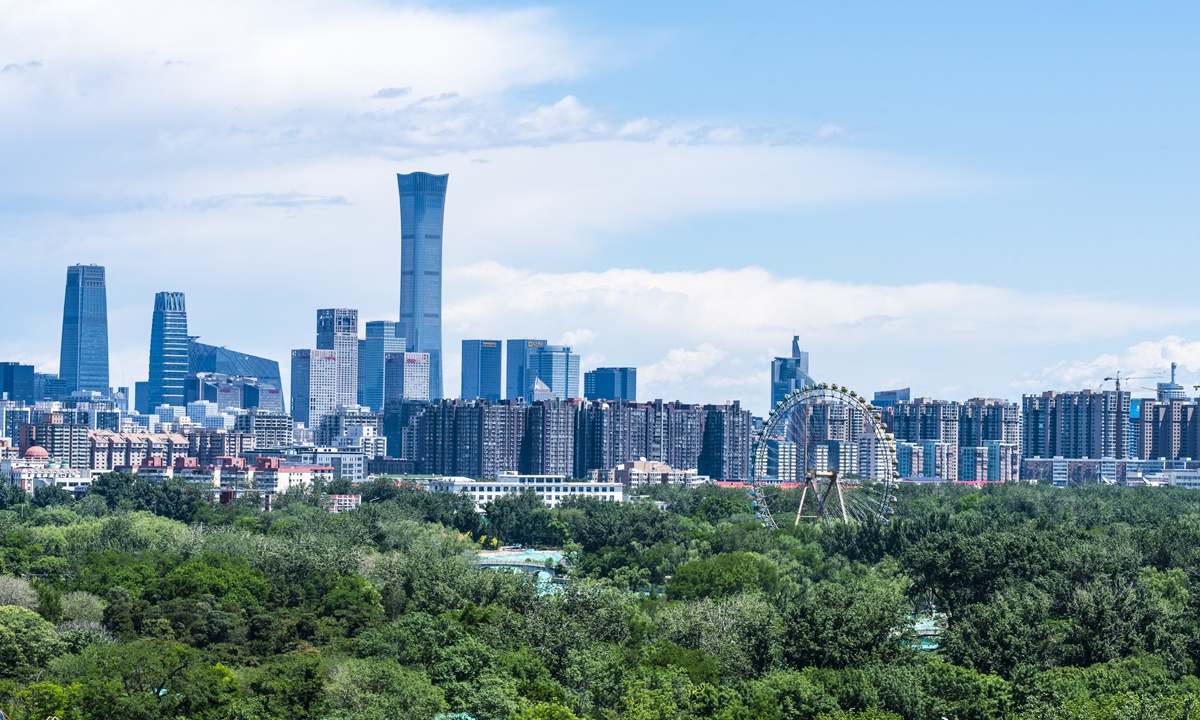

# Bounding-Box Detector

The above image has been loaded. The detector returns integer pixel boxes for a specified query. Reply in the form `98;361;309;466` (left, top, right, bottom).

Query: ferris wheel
750;383;899;529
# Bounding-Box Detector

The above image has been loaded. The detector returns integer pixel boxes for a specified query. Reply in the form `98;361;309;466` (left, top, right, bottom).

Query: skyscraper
398;172;447;400
147;292;188;409
358;321;406;411
584;367;637;402
770;335;814;407
506;339;546;400
532;345;580;401
59;264;109;393
384;352;431;403
461;340;502;401
0;363;35;403
290;349;338;427
188;340;283;395
317;308;358;408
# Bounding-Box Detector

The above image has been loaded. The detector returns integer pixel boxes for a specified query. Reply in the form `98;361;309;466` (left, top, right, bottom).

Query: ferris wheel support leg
795;485;808;527
835;478;849;523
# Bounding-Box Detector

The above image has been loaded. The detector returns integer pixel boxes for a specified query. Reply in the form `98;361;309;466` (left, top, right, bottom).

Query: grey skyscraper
291;349;338;427
147;292;189;409
506;339;546;400
358;321;406;411
461;340;502;401
770;335;814;407
398;172;447;400
584;367;637;402
59;264;109;393
317;308;358;408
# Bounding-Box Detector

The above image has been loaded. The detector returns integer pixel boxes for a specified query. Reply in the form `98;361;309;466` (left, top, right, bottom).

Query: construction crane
1102;370;1161;393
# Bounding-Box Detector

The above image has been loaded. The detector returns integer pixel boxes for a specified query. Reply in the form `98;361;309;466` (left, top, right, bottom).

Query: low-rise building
613;460;709;491
2;446;91;493
89;430;190;472
428;471;624;511
328;494;362;513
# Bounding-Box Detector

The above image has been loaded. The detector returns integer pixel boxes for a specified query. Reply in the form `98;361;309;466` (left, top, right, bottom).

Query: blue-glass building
59;264;110;394
584;367;637;402
398;171;447;400
461;339;502;401
533;345;580;401
148;292;189;409
188;340;283;395
506;339;546;400
358;321;406;411
770;335;814;407
0;363;35;403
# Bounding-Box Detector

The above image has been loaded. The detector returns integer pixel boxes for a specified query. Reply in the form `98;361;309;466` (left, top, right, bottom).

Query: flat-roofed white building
428;471;624;511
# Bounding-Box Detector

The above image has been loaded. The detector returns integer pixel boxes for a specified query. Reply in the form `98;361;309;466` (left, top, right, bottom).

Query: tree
60;591;107;624
33;484;75;507
325;657;446;720
511;702;582;720
0;604;64;676
781;574;913;670
0;576;38;609
666;552;778;600
75;639;239;720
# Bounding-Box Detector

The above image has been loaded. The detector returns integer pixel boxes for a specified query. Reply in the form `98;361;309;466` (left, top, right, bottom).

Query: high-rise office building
771;335;814;407
234;408;295;449
0;363;35;404
398;171;447;400
34;373;68;402
59;264;109;394
872;388;911;408
188;340;283;397
358;321;406;411
461;340;502;401
290;349;338;427
384;352;431;403
584;367;637;402
147;292;189;409
506;339;546;400
532;345;580;401
317;308;358;408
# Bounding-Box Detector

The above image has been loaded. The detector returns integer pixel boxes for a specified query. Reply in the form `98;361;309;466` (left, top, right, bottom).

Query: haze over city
4;1;1200;414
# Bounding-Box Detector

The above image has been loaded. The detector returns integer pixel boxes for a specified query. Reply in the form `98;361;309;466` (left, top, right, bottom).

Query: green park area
0;474;1198;719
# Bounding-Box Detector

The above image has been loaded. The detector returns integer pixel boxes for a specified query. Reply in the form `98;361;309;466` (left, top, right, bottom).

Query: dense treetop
1;473;1200;719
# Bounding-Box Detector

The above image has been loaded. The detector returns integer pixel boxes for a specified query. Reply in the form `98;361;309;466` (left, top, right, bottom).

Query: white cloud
1013;336;1200;396
437;262;1200;412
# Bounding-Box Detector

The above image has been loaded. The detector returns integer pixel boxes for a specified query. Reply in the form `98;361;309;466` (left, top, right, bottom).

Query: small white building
428;472;625;511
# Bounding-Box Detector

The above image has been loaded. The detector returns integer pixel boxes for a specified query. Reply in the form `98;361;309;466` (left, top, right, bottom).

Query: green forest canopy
1;473;1200;719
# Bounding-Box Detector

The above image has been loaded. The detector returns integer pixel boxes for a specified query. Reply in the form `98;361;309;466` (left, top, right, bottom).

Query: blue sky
2;0;1199;414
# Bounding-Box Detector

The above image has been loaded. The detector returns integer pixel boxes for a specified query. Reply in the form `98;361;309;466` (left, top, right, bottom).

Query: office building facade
506;339;547;400
584;367;637;402
188;340;282;397
384;352;431;403
358;321;406;411
0;363;35;404
461;340;502;401
234;409;294;450
771;335;814;407
147;292;189;409
59;264;109;394
532;345;580;401
317;308;359;408
398;171;447;400
290;349;338;427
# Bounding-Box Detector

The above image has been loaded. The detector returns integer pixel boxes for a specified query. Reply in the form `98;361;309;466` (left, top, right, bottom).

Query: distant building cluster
7;171;1200;501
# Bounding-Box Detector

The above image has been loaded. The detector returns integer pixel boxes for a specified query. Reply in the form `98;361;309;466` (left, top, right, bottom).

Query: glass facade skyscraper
59;264;109;393
506;339;546;400
188;340;282;393
533;345;580;401
148;291;189;409
358;320;406;411
584;367;637;402
770;335;815;407
398;172;447;401
461;339;502;401
317;308;359;407
0;363;35;404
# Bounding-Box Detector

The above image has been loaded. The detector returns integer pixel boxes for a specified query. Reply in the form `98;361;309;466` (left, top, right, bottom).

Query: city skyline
5;2;1200;415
